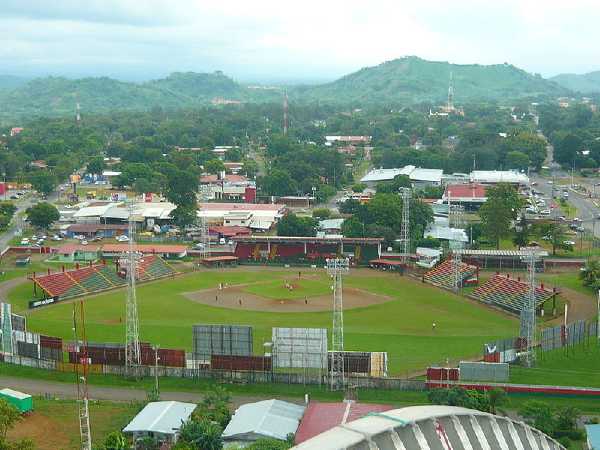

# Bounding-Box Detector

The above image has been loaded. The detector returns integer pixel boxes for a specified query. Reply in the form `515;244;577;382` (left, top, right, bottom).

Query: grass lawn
8;269;518;375
511;342;600;388
538;272;593;296
8;397;138;450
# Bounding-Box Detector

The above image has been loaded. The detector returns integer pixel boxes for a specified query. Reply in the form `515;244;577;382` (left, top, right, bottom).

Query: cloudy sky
2;0;600;82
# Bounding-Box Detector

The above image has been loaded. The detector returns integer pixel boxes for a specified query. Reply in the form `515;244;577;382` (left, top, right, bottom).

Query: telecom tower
124;202;141;372
520;250;538;367
283;90;289;136
327;258;349;391
76;102;81;123
399;188;411;264
199;185;211;259
447;72;454;112
72;301;92;450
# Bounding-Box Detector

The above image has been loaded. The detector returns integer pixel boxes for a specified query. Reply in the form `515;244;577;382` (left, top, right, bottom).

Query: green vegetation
8;269;517;374
25;202;59;230
277;213;318;237
479;184;525;249
551;70;600;94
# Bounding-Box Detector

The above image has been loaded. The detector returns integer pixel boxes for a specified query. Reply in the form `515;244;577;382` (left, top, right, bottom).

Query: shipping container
0;388;32;413
140;347;186;368
211;354;272;371
427;367;459;382
40;335;63;350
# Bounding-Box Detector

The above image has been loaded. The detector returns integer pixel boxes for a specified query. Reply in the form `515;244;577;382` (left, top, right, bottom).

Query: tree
178;419;223;450
204;159;226;174
478;184;524;249
260;169;297;197
341;217;365;238
103;431;127;450
87;156;105;175
487;388;507;415
246;438;292;450
29;172;56;196
376;175;411;194
133;178;158;195
166;170;198;228
554;133;583;166
519;401;555;436
538;222;571;256
513;214;529;248
312;208;331;219
579;258;600;290
351;183;367;193
505;151;530;171
193;386;232;430
26;202;60;230
0;399;34;450
277;214;317;237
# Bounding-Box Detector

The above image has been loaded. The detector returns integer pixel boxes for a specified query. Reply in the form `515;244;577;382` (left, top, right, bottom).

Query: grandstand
423;259;478;290
470;274;555;315
30;257;176;302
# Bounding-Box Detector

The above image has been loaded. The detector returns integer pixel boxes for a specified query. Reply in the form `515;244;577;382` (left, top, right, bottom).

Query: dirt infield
183;284;394;312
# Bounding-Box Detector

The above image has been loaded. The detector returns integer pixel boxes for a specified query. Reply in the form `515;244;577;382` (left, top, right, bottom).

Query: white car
116;235;130;242
540;209;551;215
81;240;88;245
20;239;29;245
563;240;576;246
51;235;63;241
193;243;205;250
548;180;554;185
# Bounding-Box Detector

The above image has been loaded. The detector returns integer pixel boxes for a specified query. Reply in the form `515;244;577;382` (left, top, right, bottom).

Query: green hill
0;75;28;91
295;56;568;104
550;71;600;94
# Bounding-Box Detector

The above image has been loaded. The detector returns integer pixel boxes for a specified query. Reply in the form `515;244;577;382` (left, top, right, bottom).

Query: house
197;203;286;231
442;184;488;210
319;218;345;234
56;244;101;262
123;401;196;447
223;211;253;227
30;160;48;169
222;399;305;445
10;127;24;137
325;136;371;145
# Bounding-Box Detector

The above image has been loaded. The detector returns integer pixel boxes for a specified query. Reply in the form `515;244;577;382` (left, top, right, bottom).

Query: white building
123;401;196;447
360;166;442;186
197;203;286;231
360;166;415;183
222;399;305;445
470;170;529;186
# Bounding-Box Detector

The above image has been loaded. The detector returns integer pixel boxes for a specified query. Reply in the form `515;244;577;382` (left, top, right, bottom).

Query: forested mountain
0;75;28;91
0;57;572;122
295;56;569;104
551;71;600;94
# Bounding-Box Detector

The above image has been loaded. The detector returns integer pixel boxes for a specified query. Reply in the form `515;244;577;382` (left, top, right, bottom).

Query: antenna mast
73;301;92;450
283;90;289;136
125;201;141;373
327;258;349;391
447;72;454;112
399;188;411;265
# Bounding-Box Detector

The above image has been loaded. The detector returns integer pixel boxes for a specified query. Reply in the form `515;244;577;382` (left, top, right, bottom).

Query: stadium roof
455;249;549;257
292;405;565;450
295;401;392;444
101;244;187;254
232;236;383;244
123;401;196;435
470;170;529;184
222;399;305;442
409;168;443;183
360;166;415;182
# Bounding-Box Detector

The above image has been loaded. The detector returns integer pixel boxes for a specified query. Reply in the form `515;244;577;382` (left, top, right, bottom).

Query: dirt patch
553;287;597;323
8;411;72;450
183;285;394;312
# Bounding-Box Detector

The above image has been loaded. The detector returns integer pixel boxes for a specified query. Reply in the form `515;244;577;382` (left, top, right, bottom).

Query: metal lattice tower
447;71;454;111
1;303;14;355
72;301;92;450
520;250;538;367
447;191;465;229
399;188;411;264
452;251;463;293
199;185;211;259
76;102;81;123
327;258;349;390
125;202;141;372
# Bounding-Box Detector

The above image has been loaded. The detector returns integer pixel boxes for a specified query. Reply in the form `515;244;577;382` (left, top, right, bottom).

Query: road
0;375;300;407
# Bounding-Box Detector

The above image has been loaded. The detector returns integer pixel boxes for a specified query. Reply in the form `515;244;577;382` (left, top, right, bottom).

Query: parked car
81;240;88;245
563;240;576;246
219;238;226;245
193;243;205;250
540;209;551;215
116;235;130;242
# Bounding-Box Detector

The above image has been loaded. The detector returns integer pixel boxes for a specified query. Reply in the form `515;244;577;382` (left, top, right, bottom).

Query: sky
2;0;600;83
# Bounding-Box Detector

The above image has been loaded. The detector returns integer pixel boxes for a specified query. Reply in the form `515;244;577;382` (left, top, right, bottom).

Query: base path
184;285;393;312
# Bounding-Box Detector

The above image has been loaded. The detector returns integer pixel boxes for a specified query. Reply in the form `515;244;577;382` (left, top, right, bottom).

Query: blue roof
586;424;600;449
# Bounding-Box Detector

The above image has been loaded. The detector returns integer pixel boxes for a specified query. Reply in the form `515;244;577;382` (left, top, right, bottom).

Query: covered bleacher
423;259;478;290
30;256;176;304
454;249;548;270
470;274;556;315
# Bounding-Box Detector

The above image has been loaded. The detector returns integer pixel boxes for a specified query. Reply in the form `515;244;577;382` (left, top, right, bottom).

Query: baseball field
8;267;518;375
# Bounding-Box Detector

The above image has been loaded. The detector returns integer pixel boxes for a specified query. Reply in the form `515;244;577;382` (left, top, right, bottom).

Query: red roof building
295;401;392;444
442;183;487;207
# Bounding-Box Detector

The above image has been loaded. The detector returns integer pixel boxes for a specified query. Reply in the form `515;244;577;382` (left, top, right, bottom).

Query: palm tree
580;258;600;289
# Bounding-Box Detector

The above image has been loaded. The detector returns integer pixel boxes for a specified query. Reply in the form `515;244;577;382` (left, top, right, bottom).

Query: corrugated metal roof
0;388;31;400
585;424;600;449
360;166;414;183
470;170;529;184
409;168;443;183
222;399;305;442
122;401;196;435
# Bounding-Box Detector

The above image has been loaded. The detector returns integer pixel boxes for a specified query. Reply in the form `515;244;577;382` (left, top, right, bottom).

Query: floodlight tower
124;201;141;372
72;301;92;450
520;249;538;367
452;250;462;293
1;303;14;355
283;90;289;136
327;258;349;390
199;185;211;259
399;188;411;264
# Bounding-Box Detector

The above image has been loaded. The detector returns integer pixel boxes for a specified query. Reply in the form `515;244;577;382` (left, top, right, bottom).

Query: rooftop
200;174;249;184
122;401;196;435
57;244;101;254
360;166;414;183
444;183;487;200
409;167;443;183
470;170;529;184
222;399;305;442
198;202;285;212
101;244;187;254
0;388;31;400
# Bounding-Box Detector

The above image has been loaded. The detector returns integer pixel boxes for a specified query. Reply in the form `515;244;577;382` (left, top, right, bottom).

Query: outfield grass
8;269;518;375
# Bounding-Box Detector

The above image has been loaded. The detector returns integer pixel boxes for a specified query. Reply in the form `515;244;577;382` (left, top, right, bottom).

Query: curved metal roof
292;405;564;450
